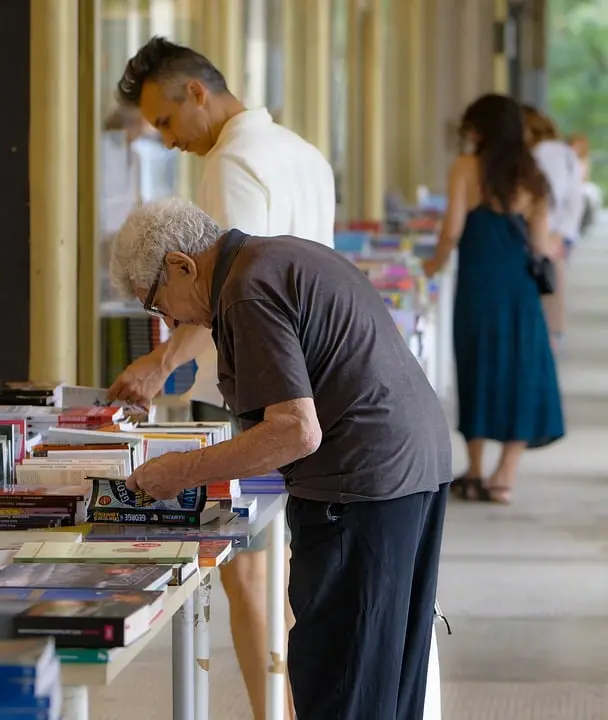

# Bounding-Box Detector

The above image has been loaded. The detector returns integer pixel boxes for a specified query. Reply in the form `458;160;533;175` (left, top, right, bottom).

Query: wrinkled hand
107;348;169;406
423;259;440;278
126;452;194;500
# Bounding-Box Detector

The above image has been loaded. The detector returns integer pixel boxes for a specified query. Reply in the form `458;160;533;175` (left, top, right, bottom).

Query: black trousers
287;483;449;720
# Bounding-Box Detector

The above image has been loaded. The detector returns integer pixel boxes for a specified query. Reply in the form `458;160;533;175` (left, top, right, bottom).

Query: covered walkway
89;223;608;718
440;219;608;719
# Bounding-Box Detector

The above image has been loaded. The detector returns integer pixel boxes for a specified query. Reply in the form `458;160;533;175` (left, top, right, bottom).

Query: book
15;540;199;566
86;476;207;526
0;638;55;681
11;594;159;648
197;540;232;567
85;514;251;548
0;563;172;592
56;646;124;664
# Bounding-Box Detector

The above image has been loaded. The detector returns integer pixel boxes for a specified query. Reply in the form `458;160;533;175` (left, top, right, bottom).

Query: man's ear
165;252;198;280
187;79;208;107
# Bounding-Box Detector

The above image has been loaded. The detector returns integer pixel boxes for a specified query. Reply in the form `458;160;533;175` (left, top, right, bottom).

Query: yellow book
14;540;200;565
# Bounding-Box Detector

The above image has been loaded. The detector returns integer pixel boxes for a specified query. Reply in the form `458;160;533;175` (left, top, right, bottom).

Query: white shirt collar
207;107;273;158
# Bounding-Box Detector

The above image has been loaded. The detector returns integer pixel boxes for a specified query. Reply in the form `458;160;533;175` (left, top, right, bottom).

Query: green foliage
548;0;608;197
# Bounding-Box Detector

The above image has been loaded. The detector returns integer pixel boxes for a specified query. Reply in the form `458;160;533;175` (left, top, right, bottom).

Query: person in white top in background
523;105;585;350
109;36;442;720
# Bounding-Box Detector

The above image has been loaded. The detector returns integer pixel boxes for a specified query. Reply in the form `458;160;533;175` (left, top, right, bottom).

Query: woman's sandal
451;477;512;504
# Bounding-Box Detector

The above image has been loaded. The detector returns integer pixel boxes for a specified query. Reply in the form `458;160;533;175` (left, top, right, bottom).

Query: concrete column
360;0;385;220
244;0;267;108
77;0;101;387
30;0;79;384
282;0;307;135
303;0;331;159
494;0;509;92
218;0;244;100
149;0;175;37
401;0;424;202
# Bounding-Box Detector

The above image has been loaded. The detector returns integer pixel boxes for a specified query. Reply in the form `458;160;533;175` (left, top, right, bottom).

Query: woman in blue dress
424;94;565;503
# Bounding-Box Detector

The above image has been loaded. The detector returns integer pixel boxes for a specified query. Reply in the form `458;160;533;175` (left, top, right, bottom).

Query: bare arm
426;157;469;273
127;398;322;496
528;199;559;258
107;324;213;405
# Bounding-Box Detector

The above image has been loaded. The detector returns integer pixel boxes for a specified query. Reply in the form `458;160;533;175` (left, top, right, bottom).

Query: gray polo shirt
213;233;452;503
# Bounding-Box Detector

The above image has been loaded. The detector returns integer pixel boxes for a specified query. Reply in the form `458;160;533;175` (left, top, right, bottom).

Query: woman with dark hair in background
424;94;565;503
522;106;585;349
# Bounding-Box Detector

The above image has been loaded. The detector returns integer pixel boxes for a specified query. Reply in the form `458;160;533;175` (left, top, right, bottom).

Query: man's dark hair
117;36;228;106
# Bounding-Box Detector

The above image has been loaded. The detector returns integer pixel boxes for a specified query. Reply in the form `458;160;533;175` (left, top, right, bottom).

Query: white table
61;571;204;720
193;493;287;720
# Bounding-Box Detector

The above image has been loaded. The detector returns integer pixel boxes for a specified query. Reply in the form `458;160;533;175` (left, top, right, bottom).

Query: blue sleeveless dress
453;206;565;447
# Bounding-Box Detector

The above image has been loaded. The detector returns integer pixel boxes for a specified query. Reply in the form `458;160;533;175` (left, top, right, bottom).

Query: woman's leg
465;438;485;478
486;441;526;503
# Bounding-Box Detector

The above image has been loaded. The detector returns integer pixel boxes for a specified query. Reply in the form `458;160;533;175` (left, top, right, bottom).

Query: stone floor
91;221;608;719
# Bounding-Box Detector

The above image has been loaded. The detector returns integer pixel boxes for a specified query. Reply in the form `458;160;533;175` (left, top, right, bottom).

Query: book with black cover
9;595;154;648
0;563;172;592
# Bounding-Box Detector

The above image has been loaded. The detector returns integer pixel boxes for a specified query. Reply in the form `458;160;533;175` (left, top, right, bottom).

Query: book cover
15;540;199;565
0;563;172;592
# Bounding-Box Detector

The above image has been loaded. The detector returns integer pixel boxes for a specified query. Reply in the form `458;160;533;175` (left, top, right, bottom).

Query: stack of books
0;637;62;720
239;471;286;494
0;486;90;531
110;421;239;501
0;540;208;663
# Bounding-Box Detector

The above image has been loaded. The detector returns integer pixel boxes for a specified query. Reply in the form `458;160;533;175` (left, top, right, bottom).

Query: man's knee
220;548;267;602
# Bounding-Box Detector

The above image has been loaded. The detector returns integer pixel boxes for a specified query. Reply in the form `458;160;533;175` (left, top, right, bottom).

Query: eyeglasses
142;269;167;319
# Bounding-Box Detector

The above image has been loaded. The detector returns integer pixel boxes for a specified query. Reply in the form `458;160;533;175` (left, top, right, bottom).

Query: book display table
61;571;203;720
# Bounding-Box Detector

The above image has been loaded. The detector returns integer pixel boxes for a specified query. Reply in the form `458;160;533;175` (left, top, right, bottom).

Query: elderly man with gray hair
112;197;451;720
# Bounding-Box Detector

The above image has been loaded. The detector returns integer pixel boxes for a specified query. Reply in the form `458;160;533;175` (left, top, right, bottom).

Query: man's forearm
159;324;213;375
181;416;314;486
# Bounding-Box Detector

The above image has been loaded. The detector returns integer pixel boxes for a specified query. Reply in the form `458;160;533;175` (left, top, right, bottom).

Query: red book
198;540;232;567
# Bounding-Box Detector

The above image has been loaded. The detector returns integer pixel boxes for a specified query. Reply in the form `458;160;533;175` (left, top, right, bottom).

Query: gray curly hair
110;197;224;298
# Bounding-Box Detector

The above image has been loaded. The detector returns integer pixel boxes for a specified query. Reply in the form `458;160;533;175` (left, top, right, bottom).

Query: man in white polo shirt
110;37;442;720
110;37;334;720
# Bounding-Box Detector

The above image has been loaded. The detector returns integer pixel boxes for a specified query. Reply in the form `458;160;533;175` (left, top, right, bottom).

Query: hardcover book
15;540;199;566
0;563;172;592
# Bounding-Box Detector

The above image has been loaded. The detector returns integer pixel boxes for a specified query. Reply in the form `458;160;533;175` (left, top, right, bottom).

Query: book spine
15;618;125;648
87;508;201;526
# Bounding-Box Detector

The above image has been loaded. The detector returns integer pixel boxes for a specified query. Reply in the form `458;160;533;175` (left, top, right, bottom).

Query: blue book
0;639;55;682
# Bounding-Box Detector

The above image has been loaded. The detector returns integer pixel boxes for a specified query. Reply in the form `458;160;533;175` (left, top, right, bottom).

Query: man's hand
107;347;169;406
423;258;440;278
126;452;195;499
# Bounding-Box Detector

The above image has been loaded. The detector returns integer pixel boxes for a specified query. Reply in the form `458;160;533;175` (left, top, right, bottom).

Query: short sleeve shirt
213;234;452;503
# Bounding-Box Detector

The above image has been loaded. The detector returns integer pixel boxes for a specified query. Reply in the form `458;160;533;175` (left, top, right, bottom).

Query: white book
144;437;203;462
45;427;145;468
16;464;123;487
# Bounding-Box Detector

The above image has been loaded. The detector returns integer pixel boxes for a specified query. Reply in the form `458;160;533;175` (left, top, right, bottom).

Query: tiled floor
91;221;608;719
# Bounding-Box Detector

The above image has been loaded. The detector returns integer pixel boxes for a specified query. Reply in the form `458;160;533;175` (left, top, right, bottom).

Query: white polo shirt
533;140;585;241
190;107;336;404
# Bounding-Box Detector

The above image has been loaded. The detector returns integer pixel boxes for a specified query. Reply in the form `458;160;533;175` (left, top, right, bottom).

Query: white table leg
266;507;285;720
63;685;89;720
172;591;195;720
194;572;212;720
